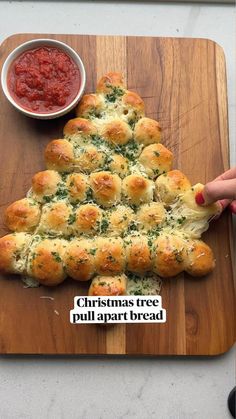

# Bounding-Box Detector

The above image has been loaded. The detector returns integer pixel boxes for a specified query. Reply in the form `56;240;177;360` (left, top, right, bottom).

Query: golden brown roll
0;233;31;274
64;239;96;281
139;143;173;178
27;237;67;286
37;202;74;237
95;237;125;275
107;205;134;235
153;234;187;277
88;274;127;296
74;204;102;235
96;72;125;94
45;139;75;172
185;240;215;276
125;235;153;274
121;90;145;118
136;202;166;231
5;198;41;232
155;170;191;204
31;170;62;203
108;154;129;178
75;145;106;173
100;118;132;146
75;94;105;118
66;173;89;203
90;171;122;207
134;117;161;145
63;117;97;141
122;174;154;206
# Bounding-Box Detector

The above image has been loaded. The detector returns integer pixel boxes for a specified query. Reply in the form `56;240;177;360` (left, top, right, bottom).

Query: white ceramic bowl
1;38;86;119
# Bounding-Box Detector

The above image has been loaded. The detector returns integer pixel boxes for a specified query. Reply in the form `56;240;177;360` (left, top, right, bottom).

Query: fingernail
195;192;205;205
229;203;236;214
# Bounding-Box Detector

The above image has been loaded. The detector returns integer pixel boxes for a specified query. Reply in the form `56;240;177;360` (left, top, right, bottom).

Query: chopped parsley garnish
51;252;62;263
175;254;183;263
114;140;140;161
133;289;142;295
86;188;93;201
43;195;51;203
60;173;68;182
90;134;102;147
177;216;186;225
128;119;136;129
173;249;183;263
106;86;124;102
68;213;76;225
55;187;68;199
104;154;114;167
127;221;138;233
147;238;153;248
107;255;116;262
89;248;97;256
100;218;109;234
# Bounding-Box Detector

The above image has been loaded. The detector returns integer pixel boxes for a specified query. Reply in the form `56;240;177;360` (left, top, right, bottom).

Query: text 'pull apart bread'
0;72;221;296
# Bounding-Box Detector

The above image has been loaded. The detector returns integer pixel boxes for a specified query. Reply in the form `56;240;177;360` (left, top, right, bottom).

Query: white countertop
0;2;235;419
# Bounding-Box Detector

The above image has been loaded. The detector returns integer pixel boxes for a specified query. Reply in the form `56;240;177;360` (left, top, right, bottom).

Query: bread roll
134;117;161;145
90;171;122;207
185;240;215;276
31;170;62;203
96;72;125;94
27;237;67;286
107;205;134;235
108;154;129;178
5;198;41;232
74;204;102;235
75;94;105;118
37;202;74;237
63;117;97;141
0;233;31;274
139;143;173;178
45;139;74;172
125;235;153;274
121;90;145;119
88;274;127;296
75;145;106;173
65;239;96;281
95;237;125;275
155;170;191;204
122;174;154;206
153;234;187;277
100;118;132;146
136;202;166;231
66;173;89;203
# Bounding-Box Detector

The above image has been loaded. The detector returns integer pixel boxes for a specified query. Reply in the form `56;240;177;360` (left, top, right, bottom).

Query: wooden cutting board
0;33;235;355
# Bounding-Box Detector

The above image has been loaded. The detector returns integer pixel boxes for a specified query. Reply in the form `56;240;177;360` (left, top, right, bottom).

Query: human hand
195;167;236;214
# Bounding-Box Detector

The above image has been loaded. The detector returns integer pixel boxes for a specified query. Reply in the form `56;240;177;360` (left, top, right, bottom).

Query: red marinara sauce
7;46;81;113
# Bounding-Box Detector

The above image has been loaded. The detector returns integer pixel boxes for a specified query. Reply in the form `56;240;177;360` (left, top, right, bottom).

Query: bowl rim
0;38;86;119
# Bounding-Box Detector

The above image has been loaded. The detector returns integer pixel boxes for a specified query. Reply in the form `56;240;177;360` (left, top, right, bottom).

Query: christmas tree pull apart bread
0;72;221;295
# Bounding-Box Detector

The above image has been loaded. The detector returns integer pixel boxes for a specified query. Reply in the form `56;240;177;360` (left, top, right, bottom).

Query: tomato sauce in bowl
7;46;81;114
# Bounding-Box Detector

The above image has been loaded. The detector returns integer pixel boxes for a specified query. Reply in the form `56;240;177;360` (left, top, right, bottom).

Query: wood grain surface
0;33;235;355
